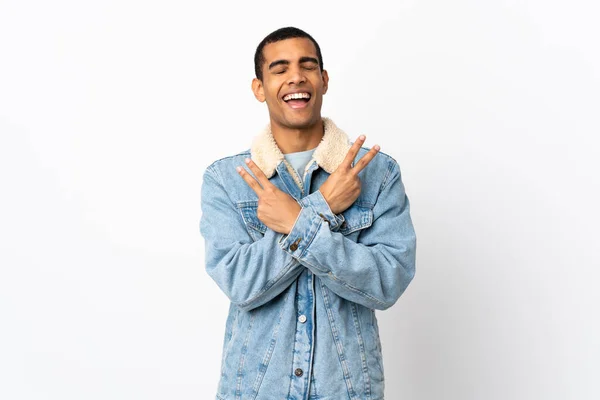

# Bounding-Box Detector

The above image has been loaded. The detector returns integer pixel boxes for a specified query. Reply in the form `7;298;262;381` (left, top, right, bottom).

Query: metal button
294;368;303;377
289;237;301;251
298;314;307;323
318;213;330;224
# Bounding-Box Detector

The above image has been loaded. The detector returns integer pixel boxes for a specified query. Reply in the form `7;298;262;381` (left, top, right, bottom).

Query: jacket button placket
287;268;315;398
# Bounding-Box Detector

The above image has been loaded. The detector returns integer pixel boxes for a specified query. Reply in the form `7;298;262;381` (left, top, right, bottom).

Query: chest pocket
338;203;373;236
237;200;267;241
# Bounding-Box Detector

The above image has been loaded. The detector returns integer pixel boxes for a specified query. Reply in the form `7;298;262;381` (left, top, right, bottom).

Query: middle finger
244;158;274;189
236;165;263;194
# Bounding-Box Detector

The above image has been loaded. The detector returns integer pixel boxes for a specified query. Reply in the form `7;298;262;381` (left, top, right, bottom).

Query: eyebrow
268;56;319;70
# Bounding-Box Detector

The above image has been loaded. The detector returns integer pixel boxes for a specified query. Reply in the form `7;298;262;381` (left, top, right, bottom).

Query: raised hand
236;158;302;234
318;135;380;214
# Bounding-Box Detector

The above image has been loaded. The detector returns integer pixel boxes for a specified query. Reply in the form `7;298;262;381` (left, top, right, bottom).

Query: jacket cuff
298;190;345;232
278;191;346;258
278;205;323;259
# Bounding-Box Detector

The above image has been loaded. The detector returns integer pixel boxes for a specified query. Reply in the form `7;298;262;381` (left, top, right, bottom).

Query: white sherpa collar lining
250;117;352;181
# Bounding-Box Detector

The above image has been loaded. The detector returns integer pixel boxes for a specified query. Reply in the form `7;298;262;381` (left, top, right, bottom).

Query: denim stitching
235;312;256;399
250;289;293;399
320;282;359;400
351;302;372;400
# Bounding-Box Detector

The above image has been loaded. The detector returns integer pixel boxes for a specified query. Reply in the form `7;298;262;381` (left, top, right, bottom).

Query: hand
236;157;302;234
318;135;380;214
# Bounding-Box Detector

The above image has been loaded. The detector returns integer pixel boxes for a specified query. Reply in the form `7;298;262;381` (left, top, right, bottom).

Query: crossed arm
200;136;416;311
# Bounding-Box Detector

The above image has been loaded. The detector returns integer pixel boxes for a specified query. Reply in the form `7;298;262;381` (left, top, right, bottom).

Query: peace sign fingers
341;135;380;174
236;157;275;195
245;157;275;188
340;135;366;170
236;165;263;195
352;144;380;174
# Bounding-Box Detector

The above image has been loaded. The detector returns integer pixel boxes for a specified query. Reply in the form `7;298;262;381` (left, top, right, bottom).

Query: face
252;37;329;130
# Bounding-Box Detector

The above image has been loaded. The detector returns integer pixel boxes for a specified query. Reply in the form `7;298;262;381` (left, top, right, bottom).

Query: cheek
263;79;282;98
264;88;281;105
264;92;282;112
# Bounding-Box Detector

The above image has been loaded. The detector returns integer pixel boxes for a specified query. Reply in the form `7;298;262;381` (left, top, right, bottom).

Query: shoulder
204;148;251;178
354;144;402;179
356;145;399;168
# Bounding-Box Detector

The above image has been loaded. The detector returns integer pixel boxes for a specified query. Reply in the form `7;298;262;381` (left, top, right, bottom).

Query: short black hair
254;26;324;81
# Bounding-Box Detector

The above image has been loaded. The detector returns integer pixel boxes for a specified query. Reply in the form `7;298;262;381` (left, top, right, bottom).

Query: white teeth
283;92;311;101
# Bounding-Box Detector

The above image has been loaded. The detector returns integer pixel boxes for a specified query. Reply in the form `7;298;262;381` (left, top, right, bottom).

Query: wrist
318;189;336;214
287;203;302;234
319;190;340;214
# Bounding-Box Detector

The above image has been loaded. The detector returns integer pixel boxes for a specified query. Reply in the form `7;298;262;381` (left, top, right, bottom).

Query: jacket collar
250;117;352;179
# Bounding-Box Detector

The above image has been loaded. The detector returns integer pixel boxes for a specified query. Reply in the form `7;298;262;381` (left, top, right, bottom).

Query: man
200;26;416;400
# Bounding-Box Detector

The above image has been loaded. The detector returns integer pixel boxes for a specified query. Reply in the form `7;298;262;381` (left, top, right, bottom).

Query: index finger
340;135;366;169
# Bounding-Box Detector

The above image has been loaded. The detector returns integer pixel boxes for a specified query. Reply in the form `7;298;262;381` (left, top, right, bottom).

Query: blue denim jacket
199;118;416;400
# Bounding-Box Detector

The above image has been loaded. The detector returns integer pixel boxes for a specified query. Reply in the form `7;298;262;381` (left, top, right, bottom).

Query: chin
283;114;320;129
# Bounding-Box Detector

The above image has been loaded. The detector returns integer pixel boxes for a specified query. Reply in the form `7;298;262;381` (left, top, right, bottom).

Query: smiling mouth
283;92;311;109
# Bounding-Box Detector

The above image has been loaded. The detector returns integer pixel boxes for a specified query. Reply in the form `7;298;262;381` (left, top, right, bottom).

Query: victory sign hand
236;158;302;235
318;135;380;215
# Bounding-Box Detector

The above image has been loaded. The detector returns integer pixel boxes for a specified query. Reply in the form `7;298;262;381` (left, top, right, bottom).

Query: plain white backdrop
1;1;598;399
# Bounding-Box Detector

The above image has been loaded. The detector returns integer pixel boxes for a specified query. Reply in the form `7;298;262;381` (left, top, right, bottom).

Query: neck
270;118;324;154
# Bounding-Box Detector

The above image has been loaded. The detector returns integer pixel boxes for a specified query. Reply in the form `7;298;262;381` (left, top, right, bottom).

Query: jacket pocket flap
339;204;373;235
237;201;267;234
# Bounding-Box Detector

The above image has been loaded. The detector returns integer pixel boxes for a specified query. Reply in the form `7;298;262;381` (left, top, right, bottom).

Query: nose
287;66;306;85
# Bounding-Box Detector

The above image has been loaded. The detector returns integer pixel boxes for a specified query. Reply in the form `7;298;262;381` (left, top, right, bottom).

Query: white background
1;1;599;399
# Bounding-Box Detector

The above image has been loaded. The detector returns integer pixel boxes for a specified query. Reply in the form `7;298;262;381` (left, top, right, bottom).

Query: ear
321;69;329;95
251;78;266;102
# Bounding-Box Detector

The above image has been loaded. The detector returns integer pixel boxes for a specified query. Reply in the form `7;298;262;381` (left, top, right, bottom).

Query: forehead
262;37;318;62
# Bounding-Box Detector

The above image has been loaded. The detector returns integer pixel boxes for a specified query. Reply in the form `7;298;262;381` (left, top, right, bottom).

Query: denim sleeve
200;165;305;312
278;160;417;310
298;187;346;232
